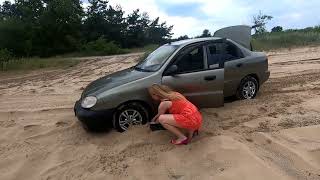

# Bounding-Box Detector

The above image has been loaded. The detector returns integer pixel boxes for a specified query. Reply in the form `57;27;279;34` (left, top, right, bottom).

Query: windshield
135;45;178;72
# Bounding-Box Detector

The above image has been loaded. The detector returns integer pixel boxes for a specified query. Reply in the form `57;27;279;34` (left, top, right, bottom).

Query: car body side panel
252;52;270;84
162;68;224;108
224;57;247;97
224;52;268;97
161;41;224;108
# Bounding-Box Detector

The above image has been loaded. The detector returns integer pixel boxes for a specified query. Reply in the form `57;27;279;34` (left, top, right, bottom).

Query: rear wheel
236;76;259;100
113;102;149;132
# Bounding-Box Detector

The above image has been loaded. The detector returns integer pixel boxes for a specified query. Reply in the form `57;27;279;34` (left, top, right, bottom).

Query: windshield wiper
134;66;153;72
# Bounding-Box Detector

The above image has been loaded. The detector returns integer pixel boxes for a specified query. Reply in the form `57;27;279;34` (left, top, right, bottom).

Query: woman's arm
151;101;172;123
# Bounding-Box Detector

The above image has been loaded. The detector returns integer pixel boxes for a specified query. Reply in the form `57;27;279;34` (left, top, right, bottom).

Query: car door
214;25;252;50
206;40;249;97
162;43;224;108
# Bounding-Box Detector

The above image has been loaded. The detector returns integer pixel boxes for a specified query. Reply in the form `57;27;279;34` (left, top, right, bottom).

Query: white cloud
108;0;208;37
107;0;253;37
0;0;14;3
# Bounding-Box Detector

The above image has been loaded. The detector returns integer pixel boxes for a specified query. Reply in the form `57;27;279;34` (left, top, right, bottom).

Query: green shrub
82;37;128;56
0;49;13;70
0;49;12;62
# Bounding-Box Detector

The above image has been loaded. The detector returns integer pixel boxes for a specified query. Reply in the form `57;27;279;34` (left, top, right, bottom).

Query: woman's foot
170;137;188;145
187;130;199;142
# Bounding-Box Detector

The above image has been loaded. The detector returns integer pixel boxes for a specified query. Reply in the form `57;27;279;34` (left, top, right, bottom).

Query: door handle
236;63;243;67
204;75;216;81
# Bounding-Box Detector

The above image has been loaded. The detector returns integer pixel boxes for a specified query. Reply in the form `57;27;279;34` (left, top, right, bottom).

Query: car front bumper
261;70;270;84
74;100;115;131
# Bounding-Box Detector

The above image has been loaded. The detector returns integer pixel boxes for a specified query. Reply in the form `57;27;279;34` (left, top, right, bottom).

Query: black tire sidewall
113;102;149;132
237;76;259;100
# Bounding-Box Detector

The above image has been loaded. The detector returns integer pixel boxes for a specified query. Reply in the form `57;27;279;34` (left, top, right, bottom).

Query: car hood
81;67;152;98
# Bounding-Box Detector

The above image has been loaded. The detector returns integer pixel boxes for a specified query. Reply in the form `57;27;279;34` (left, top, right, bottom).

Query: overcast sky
1;0;320;38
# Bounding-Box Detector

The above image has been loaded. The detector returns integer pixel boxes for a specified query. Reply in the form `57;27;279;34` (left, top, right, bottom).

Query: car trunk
214;25;252;50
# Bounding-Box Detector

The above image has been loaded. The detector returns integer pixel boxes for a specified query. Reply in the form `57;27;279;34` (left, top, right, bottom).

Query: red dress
168;99;202;131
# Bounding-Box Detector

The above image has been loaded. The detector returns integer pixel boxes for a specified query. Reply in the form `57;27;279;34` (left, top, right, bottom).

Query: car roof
168;37;222;46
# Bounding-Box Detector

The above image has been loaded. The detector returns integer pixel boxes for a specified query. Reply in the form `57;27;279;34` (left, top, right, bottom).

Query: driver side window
174;45;204;74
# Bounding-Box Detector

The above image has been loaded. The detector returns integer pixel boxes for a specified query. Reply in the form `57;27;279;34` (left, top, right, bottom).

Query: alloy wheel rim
118;109;143;131
242;81;256;99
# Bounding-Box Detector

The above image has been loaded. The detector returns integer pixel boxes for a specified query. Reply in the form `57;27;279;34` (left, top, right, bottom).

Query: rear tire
113;102;149;132
236;76;259;100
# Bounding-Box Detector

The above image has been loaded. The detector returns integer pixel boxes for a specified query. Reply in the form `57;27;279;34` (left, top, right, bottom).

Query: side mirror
164;65;178;76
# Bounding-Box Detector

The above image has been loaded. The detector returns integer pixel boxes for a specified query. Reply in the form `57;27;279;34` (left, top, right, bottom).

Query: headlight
81;96;97;108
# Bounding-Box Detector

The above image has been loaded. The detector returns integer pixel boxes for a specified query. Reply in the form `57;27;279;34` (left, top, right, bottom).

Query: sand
0;48;320;180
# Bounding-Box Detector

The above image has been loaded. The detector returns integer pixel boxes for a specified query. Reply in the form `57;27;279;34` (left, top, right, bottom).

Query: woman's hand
150;114;160;123
150;101;172;123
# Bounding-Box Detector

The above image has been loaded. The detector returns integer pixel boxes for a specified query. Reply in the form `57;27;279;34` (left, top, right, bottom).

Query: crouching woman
148;84;202;145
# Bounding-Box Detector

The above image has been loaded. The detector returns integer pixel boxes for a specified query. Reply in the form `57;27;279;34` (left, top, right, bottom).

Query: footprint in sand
55;121;69;127
258;107;268;113
267;112;278;118
24;124;40;131
44;89;55;93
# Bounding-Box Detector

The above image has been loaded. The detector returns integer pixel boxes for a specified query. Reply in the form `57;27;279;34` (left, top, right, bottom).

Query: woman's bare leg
187;130;194;141
158;114;187;142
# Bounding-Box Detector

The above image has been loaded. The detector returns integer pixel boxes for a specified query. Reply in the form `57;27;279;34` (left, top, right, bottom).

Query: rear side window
206;42;243;69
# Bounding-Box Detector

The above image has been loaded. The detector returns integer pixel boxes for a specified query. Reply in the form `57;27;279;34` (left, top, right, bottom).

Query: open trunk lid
214;25;252;50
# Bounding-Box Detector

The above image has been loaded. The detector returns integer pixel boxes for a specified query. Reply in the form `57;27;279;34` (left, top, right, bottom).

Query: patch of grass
0;57;79;71
252;30;320;51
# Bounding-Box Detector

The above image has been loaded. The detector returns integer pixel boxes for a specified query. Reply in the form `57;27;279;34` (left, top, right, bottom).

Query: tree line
0;0;173;57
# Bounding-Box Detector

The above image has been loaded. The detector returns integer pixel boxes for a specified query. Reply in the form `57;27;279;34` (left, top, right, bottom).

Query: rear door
206;40;249;97
214;25;252;50
162;43;224;108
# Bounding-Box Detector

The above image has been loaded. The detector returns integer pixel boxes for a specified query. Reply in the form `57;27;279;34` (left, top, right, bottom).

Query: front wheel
236;76;259;100
113;102;149;132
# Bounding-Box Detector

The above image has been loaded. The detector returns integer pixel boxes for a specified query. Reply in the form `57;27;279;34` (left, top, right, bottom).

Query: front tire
236;76;259;100
113;102;149;132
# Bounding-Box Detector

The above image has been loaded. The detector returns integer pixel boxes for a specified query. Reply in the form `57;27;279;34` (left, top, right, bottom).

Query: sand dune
0;48;320;180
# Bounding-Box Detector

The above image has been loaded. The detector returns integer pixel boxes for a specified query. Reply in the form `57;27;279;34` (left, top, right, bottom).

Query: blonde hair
148;84;185;101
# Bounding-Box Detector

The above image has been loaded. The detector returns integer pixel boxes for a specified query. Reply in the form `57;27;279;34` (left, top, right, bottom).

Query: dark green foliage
0;48;12;62
0;0;173;59
176;35;190;40
0;0;83;57
271;26;283;32
124;9;150;47
82;37;128;56
198;29;211;38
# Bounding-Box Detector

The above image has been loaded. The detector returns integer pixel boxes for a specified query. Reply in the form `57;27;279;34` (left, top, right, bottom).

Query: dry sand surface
1;48;320;180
